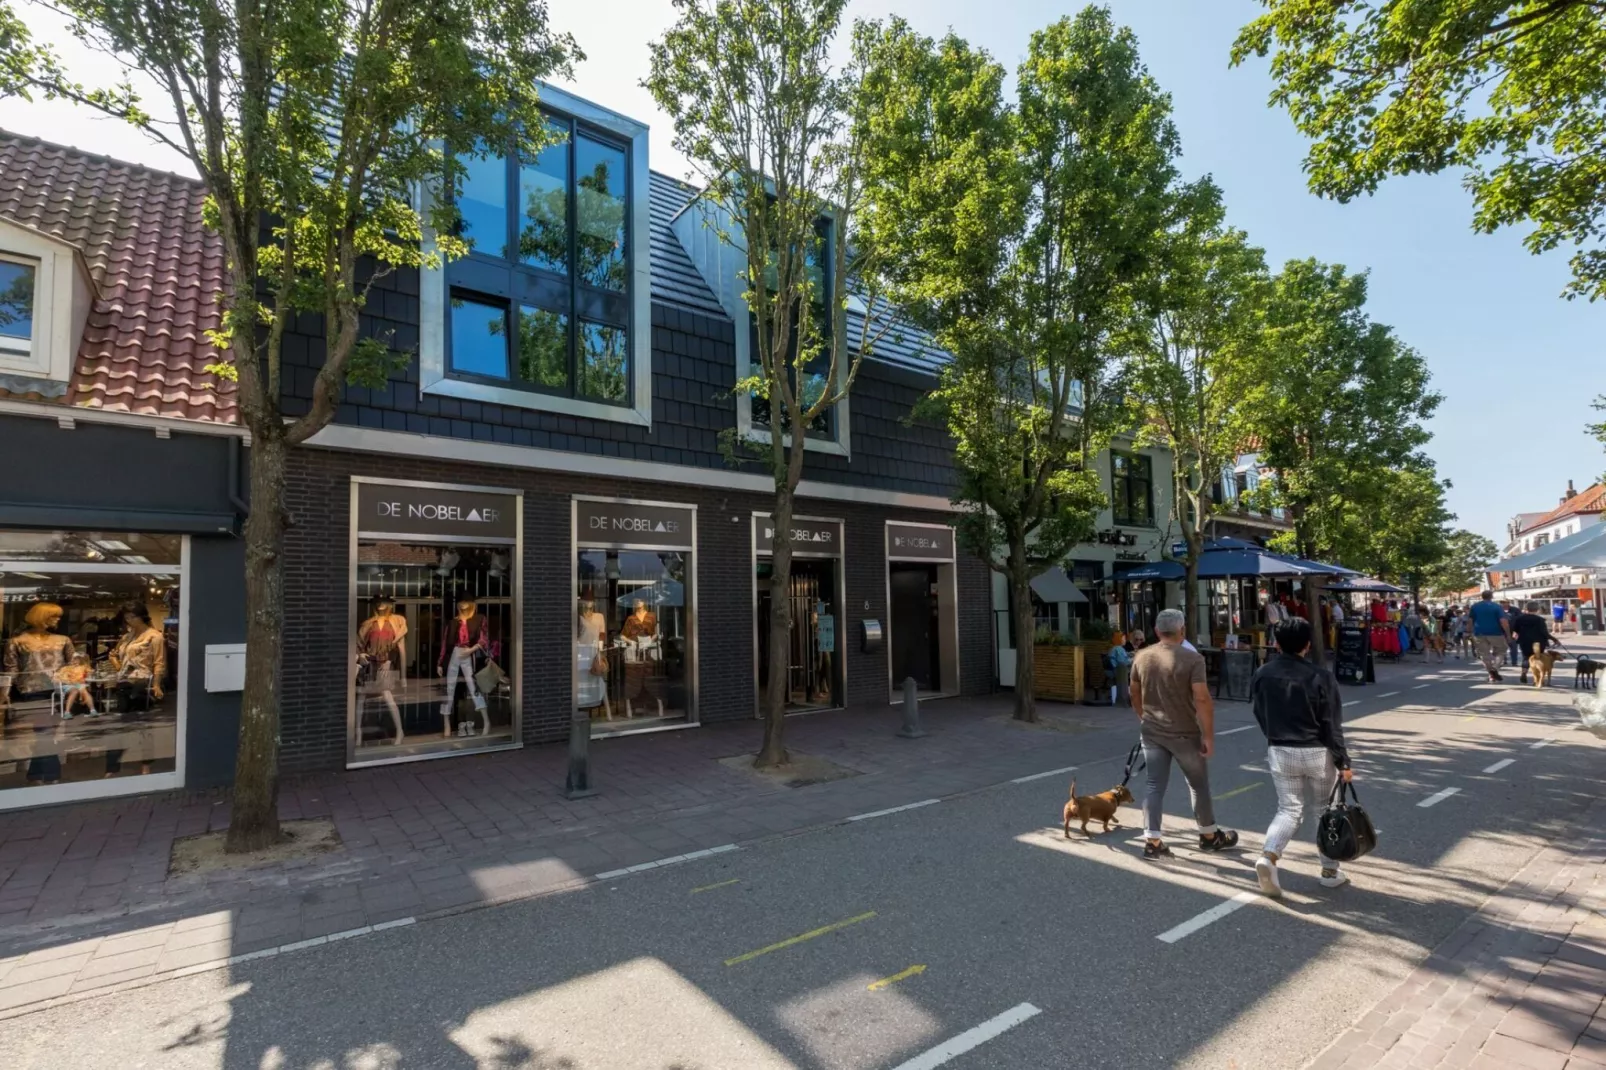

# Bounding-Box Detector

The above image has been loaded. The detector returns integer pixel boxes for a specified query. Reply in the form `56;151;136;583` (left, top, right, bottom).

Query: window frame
0;251;38;357
418;83;652;427
1111;450;1155;528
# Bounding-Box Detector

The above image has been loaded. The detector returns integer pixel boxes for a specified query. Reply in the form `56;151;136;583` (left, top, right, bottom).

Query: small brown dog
1530;648;1562;688
1063;779;1134;838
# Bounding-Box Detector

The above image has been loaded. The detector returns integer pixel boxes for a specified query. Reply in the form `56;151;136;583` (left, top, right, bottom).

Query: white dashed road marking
889;1002;1043;1070
1010;765;1077;785
1530;738;1557;750
1218;725;1256;736
1482;758;1516;774
1378;691;1400;698
847;799;940;822
1413;684;1431;690
1156;891;1258;944
1418;787;1461;808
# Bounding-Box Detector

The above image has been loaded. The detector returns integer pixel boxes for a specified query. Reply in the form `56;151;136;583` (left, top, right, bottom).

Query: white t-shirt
1330;604;1345;623
1265;602;1285;625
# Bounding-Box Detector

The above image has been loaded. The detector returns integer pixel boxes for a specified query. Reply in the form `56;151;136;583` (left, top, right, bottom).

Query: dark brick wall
276;268;959;499
279;448;992;774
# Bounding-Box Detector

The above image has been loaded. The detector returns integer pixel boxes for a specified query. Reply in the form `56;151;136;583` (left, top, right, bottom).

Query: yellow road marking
1462;713;1479;721
724;911;877;966
868;964;926;991
1215;782;1263;801
691;878;741;894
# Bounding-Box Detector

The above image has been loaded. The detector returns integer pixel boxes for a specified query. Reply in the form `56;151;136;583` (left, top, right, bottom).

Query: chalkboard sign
1335;624;1368;685
1222;649;1255;701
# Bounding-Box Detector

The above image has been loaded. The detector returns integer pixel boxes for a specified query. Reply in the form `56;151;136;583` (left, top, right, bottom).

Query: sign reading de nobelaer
576;498;696;551
753;516;843;556
356;481;519;542
886;522;955;562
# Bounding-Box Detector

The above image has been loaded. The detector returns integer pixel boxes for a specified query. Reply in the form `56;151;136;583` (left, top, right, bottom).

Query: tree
1590;396;1606;479
855;8;1179;722
1;0;576;849
1338;465;1454;602
646;0;887;767
1233;1;1606;302
1427;528;1499;596
1127;179;1270;643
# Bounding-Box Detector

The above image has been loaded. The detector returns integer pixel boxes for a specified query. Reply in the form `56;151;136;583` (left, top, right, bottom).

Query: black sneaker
1491;670;1504;682
1199;829;1240;852
1143;840;1172;859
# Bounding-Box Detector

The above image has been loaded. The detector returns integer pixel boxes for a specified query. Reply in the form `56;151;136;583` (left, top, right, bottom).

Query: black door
890;564;938;691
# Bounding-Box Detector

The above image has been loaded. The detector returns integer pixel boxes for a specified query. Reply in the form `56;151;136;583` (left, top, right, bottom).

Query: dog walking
1249;617;1354;896
1512;601;1558;685
1128;608;1239;860
1467;590;1511;682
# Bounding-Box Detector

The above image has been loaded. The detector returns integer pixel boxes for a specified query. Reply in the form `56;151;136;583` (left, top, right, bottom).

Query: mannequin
620;601;663;718
575;596;612;719
5;603;75;696
110;601;166;714
357;599;407;744
437;597;490;737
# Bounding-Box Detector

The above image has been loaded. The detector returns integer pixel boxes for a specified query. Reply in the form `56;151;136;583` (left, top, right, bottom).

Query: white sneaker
1319;867;1350;888
1255;856;1283;898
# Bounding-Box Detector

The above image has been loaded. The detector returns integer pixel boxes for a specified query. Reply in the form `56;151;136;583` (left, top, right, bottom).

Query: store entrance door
889;563;939;691
756;558;840;711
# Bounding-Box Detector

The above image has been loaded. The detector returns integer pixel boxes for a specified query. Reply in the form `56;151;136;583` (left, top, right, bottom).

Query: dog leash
1119;741;1146;787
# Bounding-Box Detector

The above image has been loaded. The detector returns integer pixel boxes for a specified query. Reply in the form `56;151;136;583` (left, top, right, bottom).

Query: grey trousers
1141;732;1218;840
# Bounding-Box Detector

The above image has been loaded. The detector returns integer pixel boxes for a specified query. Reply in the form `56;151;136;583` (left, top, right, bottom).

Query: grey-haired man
1128;608;1240;859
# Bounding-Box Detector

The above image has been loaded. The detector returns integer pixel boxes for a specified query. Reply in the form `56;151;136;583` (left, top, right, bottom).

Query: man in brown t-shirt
1128;609;1239;859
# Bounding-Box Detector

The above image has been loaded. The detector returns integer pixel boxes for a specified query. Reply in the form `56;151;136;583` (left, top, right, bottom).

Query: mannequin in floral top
358;600;408;744
110;601;166;712
5;603;75;696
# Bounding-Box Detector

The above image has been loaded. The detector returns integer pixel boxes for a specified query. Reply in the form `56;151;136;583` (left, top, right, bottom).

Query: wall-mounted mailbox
860;619;883;655
204;644;247;693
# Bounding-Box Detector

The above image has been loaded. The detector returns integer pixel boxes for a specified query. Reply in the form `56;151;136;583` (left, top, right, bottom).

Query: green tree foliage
855;7;1178;721
1426;527;1499;595
1127;179;1271;641
646;0;887;765
1233;0;1606;302
0;0;576;849
1590;396;1606;479
1335;465;1455;599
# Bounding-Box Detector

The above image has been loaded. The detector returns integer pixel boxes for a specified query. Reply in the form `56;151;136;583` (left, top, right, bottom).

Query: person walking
1513;601;1559;685
1249;617;1354;897
1108;638;1133;707
1448;607;1468;659
1503;601;1523;667
1422;608;1444;662
1468;591;1512;682
1553;601;1567;635
1128;608;1239;860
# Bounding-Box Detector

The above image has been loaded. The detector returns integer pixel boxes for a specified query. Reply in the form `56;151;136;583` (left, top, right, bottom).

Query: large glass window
1111;451;1154;527
748;219;837;441
448;115;632;406
576;550;691;736
0;532;180;796
352;542;516;763
0;256;36;355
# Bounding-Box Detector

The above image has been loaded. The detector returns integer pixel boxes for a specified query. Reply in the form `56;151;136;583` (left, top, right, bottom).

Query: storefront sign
752;515;843;556
355;480;519;542
1097;529;1138;547
576;498;696;550
886;522;955;562
1115;550;1147;563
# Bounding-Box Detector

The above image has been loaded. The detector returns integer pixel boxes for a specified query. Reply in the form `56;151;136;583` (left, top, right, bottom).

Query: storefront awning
1030;567;1087;604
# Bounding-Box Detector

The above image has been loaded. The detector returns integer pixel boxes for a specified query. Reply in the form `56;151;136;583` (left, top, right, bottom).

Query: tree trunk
1010;560;1037;723
1306;580;1328;665
1184;554;1200;646
754;486;794;768
226;428;289;852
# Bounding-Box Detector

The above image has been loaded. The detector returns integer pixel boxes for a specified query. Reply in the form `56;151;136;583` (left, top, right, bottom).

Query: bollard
896;676;926;738
564;708;597;799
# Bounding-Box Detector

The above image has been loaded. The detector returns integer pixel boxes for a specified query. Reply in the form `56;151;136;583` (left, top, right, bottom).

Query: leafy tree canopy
1427;527;1499;595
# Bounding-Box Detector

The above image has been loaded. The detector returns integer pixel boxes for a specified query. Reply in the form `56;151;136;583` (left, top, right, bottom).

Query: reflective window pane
578;321;628;403
0;532;181;565
518;306;568;390
457;150;508;258
519;122;570;275
0;260;35;343
576;549;691;736
450;297;510;380
575;136;627;292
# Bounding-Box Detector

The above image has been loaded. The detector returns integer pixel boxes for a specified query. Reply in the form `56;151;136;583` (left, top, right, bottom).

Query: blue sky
8;0;1602;547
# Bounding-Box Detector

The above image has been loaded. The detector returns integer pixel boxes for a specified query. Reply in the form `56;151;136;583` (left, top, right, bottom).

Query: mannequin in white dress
576;598;611;719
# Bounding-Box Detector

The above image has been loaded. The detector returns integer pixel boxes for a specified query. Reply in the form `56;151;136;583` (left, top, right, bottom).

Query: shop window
0;531;181;799
1111;451;1154;527
753;515;843;714
0;255;35;356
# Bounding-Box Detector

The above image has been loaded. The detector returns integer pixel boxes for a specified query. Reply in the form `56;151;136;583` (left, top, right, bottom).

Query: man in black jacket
1512;601;1558;685
1250;617;1355;898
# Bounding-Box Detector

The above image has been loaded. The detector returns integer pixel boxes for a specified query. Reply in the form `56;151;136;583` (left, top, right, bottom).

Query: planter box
1032;643;1085;703
1082;639;1114;694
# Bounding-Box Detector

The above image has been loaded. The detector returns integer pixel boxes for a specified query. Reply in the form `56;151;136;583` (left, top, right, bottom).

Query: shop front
347;477;523;767
752;513;844;715
574;496;697;738
885;520;960;700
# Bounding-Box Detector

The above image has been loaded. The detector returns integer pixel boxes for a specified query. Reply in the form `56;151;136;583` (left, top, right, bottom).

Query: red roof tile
1521;483;1606;534
0;131;236;423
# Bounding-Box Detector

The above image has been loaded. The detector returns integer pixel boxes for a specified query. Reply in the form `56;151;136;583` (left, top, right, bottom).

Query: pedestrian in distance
1128;608;1239;860
1447;607;1468;659
1421;607;1444;662
1553;601;1567;635
1503;601;1523;667
1107;636;1133;707
1513;601;1559;685
1467;591;1512;682
1249;617;1354;897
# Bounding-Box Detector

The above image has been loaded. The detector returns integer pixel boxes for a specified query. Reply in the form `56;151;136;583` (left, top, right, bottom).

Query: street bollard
564;708;597;799
897;676;926;738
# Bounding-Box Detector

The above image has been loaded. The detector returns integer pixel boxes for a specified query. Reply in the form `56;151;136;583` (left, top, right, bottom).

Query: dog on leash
1529;648;1563;688
1578;656;1601;690
1063;780;1134;838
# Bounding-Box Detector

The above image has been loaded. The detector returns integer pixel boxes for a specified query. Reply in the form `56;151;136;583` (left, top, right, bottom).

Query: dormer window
0;255;35;355
0;222;92;388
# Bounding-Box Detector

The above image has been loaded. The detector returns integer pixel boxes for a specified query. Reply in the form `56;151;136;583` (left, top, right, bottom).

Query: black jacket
1250;651;1350;769
1511;612;1555;655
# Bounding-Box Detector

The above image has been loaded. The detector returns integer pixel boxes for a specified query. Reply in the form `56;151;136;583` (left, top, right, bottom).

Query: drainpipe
228;436;250;523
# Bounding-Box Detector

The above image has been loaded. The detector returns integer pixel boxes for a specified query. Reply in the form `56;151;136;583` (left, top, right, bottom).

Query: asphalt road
2;657;1601;1070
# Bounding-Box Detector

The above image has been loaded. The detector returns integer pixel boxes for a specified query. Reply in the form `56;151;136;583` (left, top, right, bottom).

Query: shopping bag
474;659;506;695
1317;780;1377;862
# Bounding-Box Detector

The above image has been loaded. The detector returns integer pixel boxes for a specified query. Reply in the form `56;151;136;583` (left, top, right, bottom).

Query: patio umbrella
1490;523;1606;572
1324;576;1407;594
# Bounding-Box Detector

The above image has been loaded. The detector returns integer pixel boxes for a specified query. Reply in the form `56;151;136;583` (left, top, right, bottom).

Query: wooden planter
1082;639;1114;695
1032;643;1085;702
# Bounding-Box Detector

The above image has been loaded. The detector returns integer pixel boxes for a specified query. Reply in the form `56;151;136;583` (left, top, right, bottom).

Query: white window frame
417;83;653;426
0;251;37;360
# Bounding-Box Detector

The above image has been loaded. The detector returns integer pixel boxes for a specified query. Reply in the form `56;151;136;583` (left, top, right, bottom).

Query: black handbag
1318;779;1377;862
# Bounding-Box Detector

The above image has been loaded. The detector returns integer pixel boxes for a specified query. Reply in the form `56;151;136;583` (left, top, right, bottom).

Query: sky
5;0;1603;548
